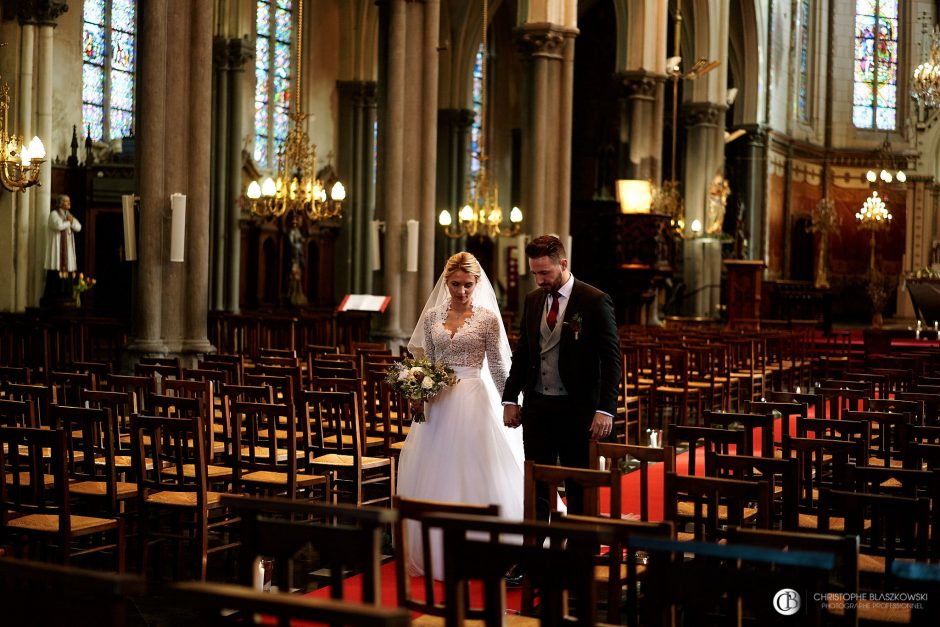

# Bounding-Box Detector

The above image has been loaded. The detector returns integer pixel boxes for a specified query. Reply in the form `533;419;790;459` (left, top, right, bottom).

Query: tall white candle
371;220;382;271
121;194;137;261
169;193;187;262
406;219;419;273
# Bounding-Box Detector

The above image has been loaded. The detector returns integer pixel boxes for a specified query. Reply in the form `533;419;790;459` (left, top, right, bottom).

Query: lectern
724;259;765;328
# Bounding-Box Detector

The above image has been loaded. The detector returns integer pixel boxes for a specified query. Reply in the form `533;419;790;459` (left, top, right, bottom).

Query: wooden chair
130;414;240;580
663;471;772;541
228;400;326;500
0;398;35;428
392;495;500;617
0;382;54;427
108;374;157;414
52;405;136;516
170;580;410;627
0;365;31;384
816;386;866;421
768;389;823;419
782;434;865;529
748;399;807;449
134;361;181;382
0;426;125;570
0;557;144;627
307;382;384;453
590;441;674;522
650;347;703;428
664;423;748;476
705;452;800;531
891;561;940;626
427;512;606;625
68;360;113;390
796;417;871;460
898;391;940;426
380;379;413;459
843;409;910;468
562;514;675;626
226;495;395;600
818;488;931;589
727;527;860;626
703;409;774;457
640;533;834;625
198;356;243;387
306;390;395;507
726;337;765;406
49;370;96;406
524;460;621;520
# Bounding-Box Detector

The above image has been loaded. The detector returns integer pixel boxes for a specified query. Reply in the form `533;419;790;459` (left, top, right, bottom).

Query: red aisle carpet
306;561;523;614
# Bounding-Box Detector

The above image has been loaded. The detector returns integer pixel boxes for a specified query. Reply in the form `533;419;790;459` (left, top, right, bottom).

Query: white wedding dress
397;299;525;580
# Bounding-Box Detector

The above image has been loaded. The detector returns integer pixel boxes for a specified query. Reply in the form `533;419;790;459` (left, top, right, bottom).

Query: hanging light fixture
0;66;46;192
439;0;522;239
856;190;893;273
653;4;718;238
913;18;940;109
246;0;345;221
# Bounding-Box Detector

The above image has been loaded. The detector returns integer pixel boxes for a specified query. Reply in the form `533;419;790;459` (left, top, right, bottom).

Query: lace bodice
423;301;509;396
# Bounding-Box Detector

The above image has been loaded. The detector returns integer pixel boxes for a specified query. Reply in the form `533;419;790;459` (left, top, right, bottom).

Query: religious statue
808;197;840;289
286;216;308;306
733;199;749;259
42;194;83;305
706;172;730;235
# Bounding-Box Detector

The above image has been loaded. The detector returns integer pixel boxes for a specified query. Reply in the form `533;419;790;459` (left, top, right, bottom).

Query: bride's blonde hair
444;252;481;279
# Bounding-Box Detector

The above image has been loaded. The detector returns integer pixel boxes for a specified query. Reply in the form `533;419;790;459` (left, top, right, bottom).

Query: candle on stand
517;234;527;276
121;194;137;261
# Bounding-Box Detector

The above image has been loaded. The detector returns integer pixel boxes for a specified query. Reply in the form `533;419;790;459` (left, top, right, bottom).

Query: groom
502;235;622;516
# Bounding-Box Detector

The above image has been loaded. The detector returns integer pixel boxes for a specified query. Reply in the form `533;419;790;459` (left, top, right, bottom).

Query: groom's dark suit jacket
502;279;622;416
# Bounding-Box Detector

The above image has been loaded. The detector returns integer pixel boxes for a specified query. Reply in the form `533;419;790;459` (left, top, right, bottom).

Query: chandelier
653;4;719;238
913;21;940;109
856;191;892;273
0;70;46;192
439;0;522;240
245;0;345;222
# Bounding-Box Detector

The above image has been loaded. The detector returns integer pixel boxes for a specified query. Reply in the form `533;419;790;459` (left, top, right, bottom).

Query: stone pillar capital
617;70;667;101
213;37;254;70
682;101;727;127
439;108;475;131
10;0;68;26
515;23;578;60
337;80;378;107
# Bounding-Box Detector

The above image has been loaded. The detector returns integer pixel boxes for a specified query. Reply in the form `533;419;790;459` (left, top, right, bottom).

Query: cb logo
773;589;801;616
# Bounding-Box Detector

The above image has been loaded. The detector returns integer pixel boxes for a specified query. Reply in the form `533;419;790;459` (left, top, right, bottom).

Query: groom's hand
503;404;521;428
589;412;613;440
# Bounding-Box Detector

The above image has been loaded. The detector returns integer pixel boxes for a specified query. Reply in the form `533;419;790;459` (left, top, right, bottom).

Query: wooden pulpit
724;259;765;328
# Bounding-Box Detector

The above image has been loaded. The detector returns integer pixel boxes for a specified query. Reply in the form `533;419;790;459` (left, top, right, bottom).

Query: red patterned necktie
546;290;561;331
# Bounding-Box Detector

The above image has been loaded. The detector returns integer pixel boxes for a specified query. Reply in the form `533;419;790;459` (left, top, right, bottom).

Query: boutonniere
565;313;584;340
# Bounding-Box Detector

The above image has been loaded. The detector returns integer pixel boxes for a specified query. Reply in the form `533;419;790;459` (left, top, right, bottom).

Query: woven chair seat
238;447;288;462
311;453;390;469
5;472;54;488
145;490;227;508
163;463;234;480
70;480;137;499
240;470;326;487
323;434;384;448
676;501;758;521
8;513;118;535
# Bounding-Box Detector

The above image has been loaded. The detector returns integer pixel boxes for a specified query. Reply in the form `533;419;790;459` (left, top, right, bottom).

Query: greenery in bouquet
385;358;457;423
71;272;96;307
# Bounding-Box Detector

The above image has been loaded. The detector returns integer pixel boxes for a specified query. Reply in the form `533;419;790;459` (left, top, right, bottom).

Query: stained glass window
469;44;484;199
853;0;899;131
797;0;811;122
254;0;293;169
82;0;137;142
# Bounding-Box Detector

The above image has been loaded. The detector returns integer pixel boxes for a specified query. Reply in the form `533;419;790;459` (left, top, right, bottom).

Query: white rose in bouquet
398;369;411;381
421;377;435;390
410;366;426;378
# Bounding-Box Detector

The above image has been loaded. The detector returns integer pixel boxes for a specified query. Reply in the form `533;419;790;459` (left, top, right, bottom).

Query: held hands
503;404;521;429
589;412;612;440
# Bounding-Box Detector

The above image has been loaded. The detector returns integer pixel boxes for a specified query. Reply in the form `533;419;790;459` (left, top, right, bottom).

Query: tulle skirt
396;366;525;580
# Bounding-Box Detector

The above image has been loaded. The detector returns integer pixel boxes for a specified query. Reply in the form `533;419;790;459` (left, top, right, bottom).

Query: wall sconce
616;179;653;213
690;219;703;237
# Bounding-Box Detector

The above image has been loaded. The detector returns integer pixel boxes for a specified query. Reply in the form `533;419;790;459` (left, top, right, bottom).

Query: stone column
128;0;169;355
210;39;230;311
617;71;666;182
337;80;378;297
743;126;768;262
182;0;213;355
516;24;578;240
127;0;214;363
436;109;474;261
15;24;34;311
898;176;940;318
681;102;725;317
33;21;54;306
224;39;252;313
377;0;439;343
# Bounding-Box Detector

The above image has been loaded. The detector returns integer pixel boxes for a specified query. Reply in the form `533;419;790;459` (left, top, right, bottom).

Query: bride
397;252;524;579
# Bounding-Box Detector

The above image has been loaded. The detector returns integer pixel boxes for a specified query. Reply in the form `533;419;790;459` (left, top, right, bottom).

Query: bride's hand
408;399;424;413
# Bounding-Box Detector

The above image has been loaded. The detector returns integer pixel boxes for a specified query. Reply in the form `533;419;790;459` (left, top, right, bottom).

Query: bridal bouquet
385;358;456;423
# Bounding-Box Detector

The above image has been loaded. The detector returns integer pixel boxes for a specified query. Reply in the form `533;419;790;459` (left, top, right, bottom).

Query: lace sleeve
484;311;509;397
423;310;436;363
